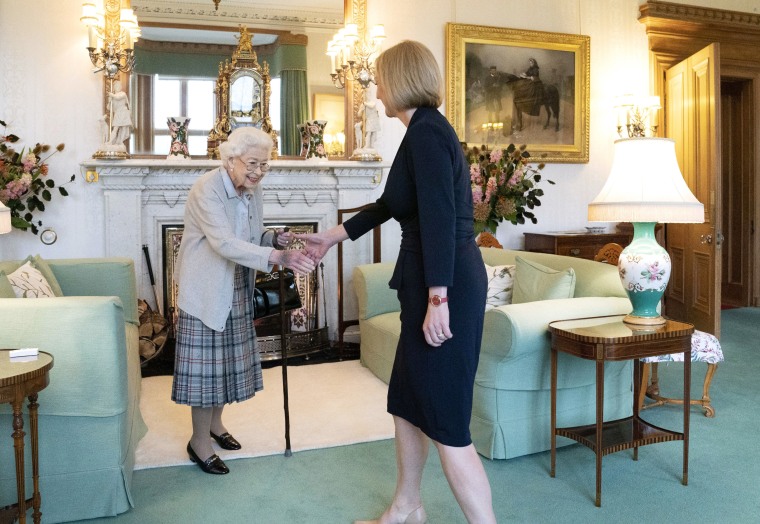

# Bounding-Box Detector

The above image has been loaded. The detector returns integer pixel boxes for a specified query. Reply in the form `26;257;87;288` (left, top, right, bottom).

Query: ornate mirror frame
207;26;276;159
112;0;367;160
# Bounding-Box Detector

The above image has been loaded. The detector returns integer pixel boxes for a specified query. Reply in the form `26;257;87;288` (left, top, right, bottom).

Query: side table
548;316;693;507
0;350;54;524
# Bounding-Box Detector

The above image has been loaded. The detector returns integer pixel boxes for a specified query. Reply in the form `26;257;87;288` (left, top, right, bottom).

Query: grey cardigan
175;166;275;332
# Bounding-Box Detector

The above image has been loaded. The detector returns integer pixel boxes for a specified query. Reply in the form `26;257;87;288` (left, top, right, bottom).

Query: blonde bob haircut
375;40;442;114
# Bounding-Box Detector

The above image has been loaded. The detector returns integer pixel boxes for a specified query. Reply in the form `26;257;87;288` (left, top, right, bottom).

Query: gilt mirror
127;0;359;158
207;26;277;159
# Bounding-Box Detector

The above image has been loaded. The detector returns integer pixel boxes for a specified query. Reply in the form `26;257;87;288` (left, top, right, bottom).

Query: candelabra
327;24;385;90
323;132;346;158
81;1;139;80
81;1;140;159
327;23;385;161
614;95;661;138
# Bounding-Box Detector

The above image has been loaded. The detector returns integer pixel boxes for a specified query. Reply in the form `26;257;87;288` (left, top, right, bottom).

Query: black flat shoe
210;431;241;450
187;442;229;474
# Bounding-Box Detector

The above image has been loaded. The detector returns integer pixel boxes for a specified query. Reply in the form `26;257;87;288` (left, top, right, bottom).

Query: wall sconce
327;23;385;90
80;1;140;80
326;23;385;161
81;1;140;159
614;95;661;138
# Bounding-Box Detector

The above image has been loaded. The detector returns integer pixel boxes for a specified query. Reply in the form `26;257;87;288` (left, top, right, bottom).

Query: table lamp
0;201;11;234
588;137;704;325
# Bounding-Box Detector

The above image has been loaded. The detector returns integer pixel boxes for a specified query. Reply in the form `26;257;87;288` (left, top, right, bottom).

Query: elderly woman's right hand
269;248;316;274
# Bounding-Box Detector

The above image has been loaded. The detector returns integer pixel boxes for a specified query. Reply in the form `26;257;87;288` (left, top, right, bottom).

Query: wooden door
663;44;722;336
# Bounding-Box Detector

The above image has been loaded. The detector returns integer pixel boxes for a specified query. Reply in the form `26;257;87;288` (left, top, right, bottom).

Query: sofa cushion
485;263;515;309
512;256;576;304
0;271;15;297
6;259;59;298
0;255;64;297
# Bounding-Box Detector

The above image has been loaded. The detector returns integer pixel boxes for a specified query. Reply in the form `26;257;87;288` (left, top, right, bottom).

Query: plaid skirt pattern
172;264;263;407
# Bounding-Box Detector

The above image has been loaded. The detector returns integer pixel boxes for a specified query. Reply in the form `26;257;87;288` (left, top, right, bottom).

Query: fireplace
161;221;329;360
80;158;386;344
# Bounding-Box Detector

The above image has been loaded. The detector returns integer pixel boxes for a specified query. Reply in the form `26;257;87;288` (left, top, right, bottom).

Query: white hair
219;127;273;162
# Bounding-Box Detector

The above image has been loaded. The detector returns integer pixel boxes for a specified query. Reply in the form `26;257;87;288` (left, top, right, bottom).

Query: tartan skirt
171;264;263;407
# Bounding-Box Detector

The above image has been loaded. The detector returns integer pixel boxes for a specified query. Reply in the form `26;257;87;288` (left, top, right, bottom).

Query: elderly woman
172;127;315;475
298;41;496;524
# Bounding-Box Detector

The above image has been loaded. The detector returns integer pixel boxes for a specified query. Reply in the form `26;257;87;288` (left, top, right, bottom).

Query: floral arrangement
467;143;554;234
1;120;74;234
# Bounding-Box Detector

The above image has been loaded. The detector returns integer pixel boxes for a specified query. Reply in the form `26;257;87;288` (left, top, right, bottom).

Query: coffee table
548;315;693;507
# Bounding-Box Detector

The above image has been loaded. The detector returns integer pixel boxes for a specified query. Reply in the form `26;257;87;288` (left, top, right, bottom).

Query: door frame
639;1;760;309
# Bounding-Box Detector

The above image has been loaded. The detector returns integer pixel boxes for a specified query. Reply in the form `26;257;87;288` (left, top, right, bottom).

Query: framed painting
446;23;590;163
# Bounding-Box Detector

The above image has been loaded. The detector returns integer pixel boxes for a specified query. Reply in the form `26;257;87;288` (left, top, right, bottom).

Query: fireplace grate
257;326;330;361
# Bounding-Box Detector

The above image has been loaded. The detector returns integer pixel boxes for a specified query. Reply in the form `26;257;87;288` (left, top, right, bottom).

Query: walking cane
277;264;293;457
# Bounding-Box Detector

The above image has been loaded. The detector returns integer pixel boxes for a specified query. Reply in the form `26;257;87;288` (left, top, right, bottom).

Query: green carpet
86;308;760;523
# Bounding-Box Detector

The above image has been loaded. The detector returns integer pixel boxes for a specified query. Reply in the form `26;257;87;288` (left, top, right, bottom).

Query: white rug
134;360;394;470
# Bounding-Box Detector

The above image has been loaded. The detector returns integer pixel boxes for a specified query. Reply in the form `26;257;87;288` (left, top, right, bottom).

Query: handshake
269;227;344;275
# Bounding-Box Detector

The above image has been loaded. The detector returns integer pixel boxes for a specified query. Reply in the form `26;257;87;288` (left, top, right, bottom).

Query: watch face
430;295;441;306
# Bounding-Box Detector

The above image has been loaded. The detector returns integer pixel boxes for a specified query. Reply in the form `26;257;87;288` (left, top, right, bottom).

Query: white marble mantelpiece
79;158;387;340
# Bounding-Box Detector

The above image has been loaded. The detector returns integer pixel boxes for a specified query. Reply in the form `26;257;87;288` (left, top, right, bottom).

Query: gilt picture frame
446;23;590;163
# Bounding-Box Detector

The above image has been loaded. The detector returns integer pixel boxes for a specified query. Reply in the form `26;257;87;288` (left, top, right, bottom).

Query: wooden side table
524;232;631;260
548;316;693;507
0;350;54;524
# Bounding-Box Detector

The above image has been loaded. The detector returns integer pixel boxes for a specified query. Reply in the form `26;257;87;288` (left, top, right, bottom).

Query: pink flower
471;184;483;203
489;149;503;163
485;176;497;201
22;153;37;172
507;169;523;187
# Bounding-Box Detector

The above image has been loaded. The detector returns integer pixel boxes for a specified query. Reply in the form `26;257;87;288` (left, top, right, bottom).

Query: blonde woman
298;41;495;524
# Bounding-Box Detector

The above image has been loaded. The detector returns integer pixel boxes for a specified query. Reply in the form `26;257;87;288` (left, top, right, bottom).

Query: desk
548;316;692;507
0;350;54;524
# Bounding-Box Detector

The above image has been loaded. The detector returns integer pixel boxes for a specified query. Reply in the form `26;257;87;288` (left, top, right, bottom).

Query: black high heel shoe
210;431;241;450
187;442;229;475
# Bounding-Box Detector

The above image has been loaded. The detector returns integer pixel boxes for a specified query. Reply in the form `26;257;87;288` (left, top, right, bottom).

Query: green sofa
0;257;147;522
353;248;634;459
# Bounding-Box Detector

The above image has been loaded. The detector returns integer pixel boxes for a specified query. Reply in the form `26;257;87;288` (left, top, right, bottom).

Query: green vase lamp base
619;222;671;327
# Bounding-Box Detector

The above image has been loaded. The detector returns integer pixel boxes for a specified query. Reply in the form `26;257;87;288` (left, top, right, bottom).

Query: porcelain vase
304;120;328;159
167;116;191;160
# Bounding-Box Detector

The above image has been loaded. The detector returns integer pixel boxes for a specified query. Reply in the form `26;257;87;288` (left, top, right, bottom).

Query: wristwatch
428;295;448;307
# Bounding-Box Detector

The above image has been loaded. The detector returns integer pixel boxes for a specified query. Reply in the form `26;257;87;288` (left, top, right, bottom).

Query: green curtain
280;69;308;156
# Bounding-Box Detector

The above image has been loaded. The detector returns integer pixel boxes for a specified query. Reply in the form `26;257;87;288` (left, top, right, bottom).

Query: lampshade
588;137;703;326
0;201;11;234
588;137;704;223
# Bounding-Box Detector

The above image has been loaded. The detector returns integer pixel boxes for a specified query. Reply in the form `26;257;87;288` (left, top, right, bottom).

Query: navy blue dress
344;107;487;447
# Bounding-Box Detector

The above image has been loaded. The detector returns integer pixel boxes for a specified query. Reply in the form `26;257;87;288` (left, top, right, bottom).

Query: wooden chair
593;242;623;264
593;243;723;417
337;205;381;359
476;231;503;249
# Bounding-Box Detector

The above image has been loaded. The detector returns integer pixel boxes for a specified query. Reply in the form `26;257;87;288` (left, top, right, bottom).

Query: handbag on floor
254;269;302;319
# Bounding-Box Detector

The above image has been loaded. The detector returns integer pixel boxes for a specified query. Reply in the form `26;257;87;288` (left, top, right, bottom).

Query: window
153;76;215;156
132;75;216;156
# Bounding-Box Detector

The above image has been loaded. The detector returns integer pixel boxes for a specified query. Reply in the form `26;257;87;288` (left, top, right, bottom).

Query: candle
88;26;97;48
